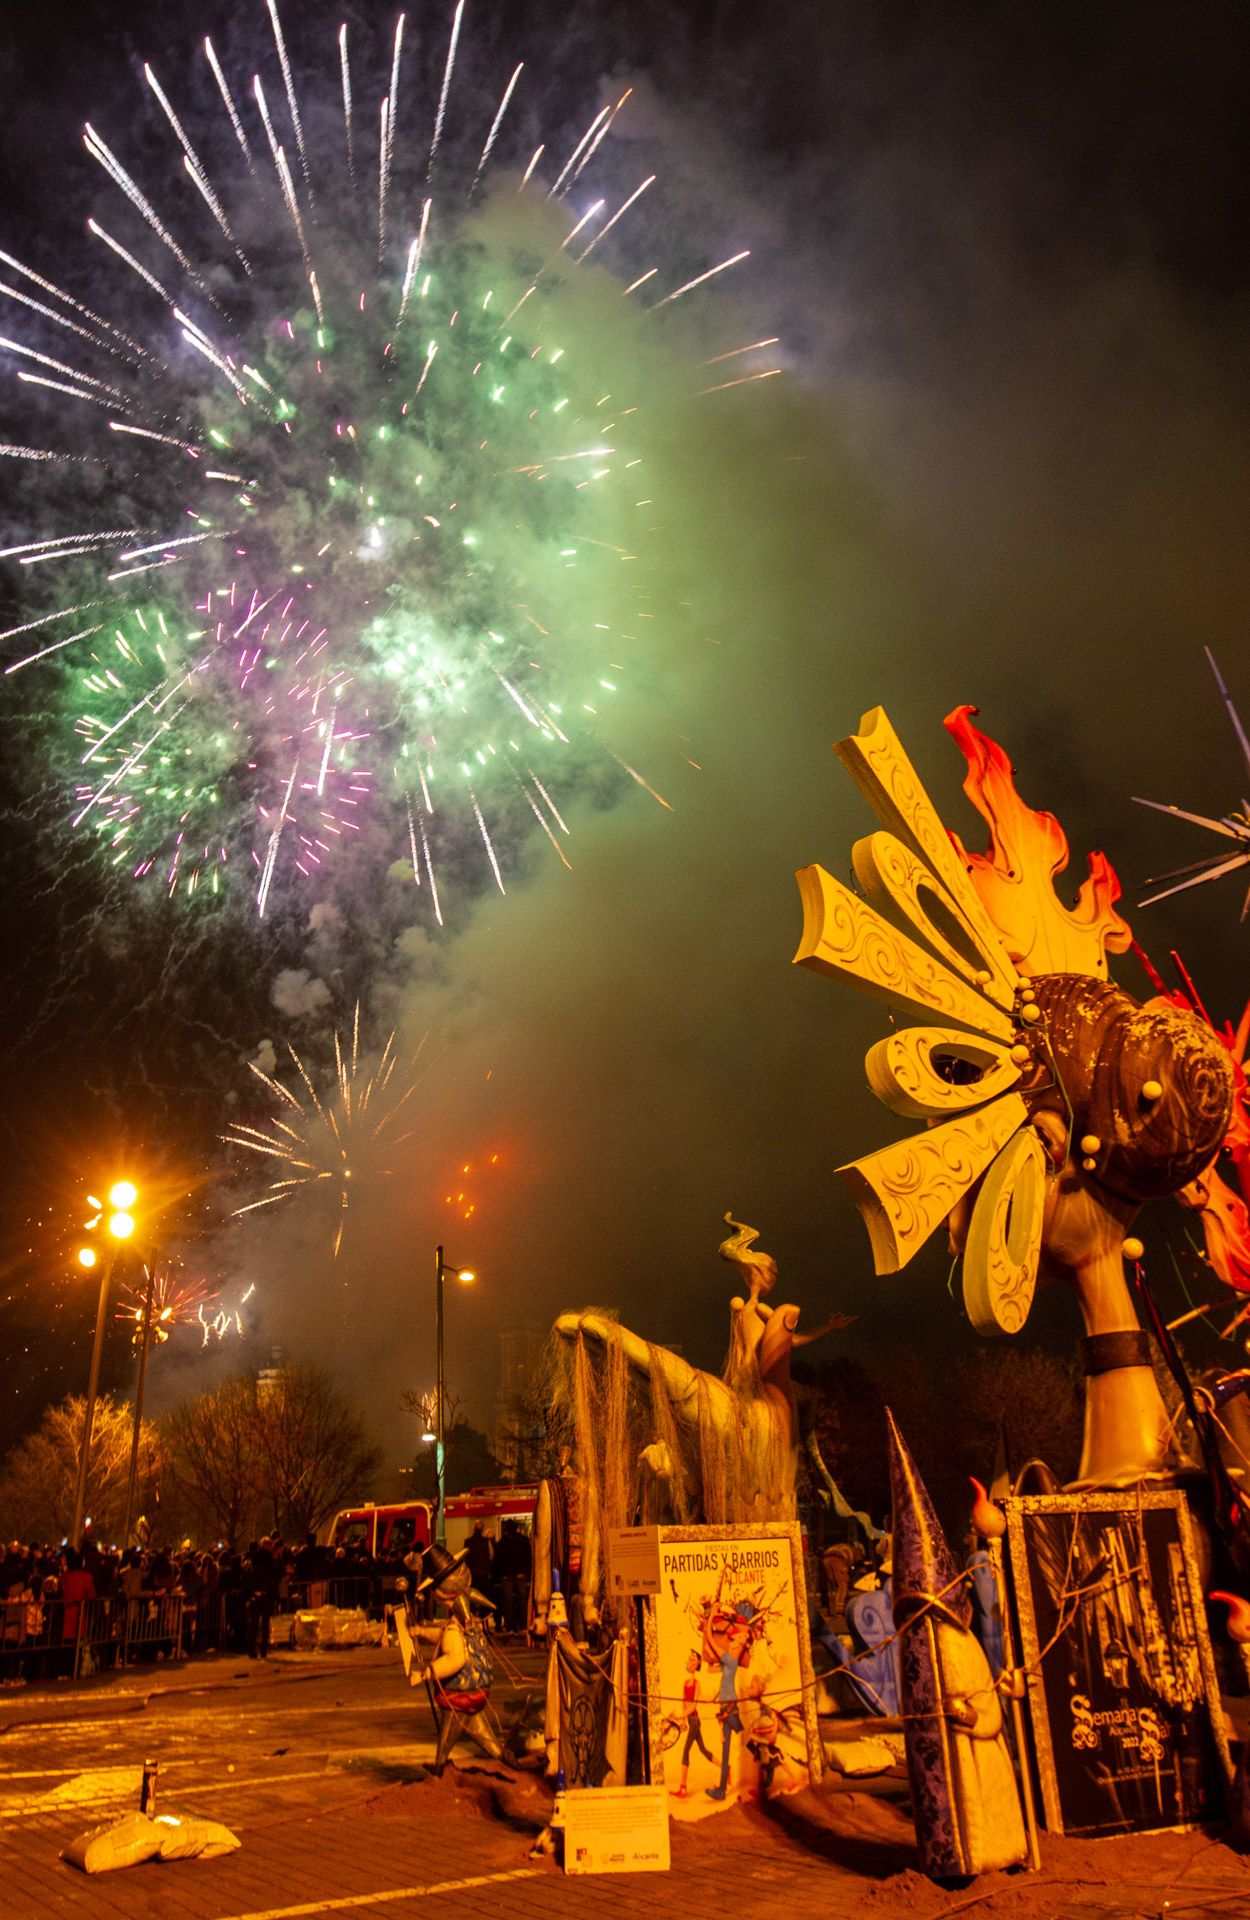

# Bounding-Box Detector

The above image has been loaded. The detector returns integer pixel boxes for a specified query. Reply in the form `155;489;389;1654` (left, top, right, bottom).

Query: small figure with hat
411;1543;506;1775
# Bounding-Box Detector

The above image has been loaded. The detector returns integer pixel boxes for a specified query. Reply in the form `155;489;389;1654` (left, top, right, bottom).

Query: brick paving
0;1650;1247;1919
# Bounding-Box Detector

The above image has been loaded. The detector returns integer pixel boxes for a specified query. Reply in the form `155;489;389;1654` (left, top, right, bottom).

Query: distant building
257;1347;285;1398
494;1325;546;1479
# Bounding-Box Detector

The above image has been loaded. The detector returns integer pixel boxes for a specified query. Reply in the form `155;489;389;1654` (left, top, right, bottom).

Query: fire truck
326;1484;537;1561
325;1501;433;1561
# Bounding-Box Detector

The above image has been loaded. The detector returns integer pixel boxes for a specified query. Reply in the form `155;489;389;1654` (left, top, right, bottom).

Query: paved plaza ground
0;1645;1247;1919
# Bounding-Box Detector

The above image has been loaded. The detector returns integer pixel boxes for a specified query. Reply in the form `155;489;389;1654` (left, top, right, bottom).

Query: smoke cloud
1;2;1247;1479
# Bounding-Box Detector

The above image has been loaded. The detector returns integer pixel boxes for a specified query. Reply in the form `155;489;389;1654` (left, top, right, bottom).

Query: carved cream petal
962;1127;1046;1337
836;1092;1029;1274
835;707;1023;997
794;863;1013;1041
852;830;1017;1013
865;1026;1021;1119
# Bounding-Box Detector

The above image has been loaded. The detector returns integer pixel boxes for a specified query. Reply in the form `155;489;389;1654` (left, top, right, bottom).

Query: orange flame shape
944;706;1133;979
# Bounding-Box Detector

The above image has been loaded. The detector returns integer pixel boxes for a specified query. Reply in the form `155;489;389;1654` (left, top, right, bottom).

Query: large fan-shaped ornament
795;705;1231;1350
796;707;1039;1321
961;1127;1046;1335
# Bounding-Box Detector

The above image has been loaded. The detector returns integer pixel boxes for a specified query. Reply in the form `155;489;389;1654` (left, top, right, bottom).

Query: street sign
605;1524;661;1595
563;1786;669;1874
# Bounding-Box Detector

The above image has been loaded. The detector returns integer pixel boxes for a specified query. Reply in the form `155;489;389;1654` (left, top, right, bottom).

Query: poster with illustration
643;1522;821;1820
1006;1490;1230;1837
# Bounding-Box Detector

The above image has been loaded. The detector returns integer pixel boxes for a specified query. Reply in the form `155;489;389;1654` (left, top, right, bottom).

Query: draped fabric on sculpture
548;1218;851;1614
554;1308;809;1538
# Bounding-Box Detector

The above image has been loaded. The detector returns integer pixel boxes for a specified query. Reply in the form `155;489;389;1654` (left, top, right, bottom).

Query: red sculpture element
1209;1591;1250;1646
1138;950;1250;1295
968;1477;1007;1542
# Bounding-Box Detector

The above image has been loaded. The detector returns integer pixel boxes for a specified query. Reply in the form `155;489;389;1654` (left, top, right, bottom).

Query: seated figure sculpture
543;1217;849;1635
553;1214;847;1536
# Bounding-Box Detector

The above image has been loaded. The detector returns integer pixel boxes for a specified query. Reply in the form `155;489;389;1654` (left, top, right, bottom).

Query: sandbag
293;1609;322;1649
303;1604;384;1648
154;1813;241;1860
61;1810;241;1873
61;1813;163;1874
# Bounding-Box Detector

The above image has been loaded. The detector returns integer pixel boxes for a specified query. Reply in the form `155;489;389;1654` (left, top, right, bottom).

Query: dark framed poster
1005;1490;1231;1838
642;1522;822;1821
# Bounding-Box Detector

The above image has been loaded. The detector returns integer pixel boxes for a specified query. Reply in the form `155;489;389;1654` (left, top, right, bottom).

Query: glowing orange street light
433;1246;478;1545
70;1181;140;1550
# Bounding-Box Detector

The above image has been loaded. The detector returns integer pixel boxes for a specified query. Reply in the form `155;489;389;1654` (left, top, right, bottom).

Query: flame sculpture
795;706;1235;1487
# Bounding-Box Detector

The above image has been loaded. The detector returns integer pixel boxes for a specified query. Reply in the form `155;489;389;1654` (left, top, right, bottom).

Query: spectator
0;1541;26;1599
148;1549;174;1596
244;1538;279;1659
198;1552;221;1651
494;1520;532;1633
466;1522;494;1594
59;1547;96;1649
292;1531;321;1605
176;1554;204;1655
217;1551;245;1652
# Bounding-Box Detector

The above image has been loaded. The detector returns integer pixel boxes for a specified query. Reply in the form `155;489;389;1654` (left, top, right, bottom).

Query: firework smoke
0;4;768;927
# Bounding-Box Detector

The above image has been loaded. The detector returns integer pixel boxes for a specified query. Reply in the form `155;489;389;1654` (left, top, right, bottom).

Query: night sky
0;0;1248;1472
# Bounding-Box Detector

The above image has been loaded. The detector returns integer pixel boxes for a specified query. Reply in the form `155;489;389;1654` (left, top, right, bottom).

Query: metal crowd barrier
75;1594;187;1676
0;1594;187;1680
0;1596;78;1679
287;1575;383;1614
0;1573;403;1682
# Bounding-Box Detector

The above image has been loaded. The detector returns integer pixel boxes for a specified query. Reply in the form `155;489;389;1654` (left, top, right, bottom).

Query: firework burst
116;1259;222;1346
224;1004;421;1256
65;580;371;900
1135;649;1250;918
1;3;771;924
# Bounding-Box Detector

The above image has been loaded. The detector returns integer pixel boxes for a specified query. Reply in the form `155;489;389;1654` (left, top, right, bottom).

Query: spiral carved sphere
1022;974;1234;1202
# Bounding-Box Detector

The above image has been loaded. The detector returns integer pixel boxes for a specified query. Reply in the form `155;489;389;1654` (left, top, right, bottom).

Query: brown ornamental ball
1021;974;1234;1204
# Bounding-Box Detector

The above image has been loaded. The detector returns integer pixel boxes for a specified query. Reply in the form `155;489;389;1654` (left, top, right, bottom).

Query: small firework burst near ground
0;2;772;923
115;1259;224;1345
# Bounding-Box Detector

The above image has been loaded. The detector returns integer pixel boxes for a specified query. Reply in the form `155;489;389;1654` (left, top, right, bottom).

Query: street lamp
433;1244;476;1545
120;1257;161;1549
70;1180;138;1550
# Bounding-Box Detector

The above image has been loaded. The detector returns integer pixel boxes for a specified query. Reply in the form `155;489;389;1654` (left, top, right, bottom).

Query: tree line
0;1366;381;1549
0;1342;1106;1553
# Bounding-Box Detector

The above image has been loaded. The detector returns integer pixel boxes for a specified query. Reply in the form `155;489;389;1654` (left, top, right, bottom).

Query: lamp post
120;1257;159;1549
70;1181;137;1550
433;1244;475;1545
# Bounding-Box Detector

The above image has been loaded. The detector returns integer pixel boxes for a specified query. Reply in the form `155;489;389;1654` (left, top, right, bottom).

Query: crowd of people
0;1531;397;1678
460;1517;533;1632
0;1520;535;1682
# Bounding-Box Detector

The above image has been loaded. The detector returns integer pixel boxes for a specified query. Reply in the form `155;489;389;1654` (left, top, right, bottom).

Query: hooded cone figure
888;1409;1027;1880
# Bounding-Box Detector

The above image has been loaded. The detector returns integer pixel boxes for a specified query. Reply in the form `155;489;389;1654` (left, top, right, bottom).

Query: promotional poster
645;1523;821;1821
1007;1492;1231;1838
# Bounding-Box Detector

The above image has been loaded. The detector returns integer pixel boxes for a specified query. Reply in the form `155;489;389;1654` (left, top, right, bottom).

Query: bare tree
0;1395;159;1543
493;1377;567;1483
252;1366;382;1539
164;1378;267;1550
